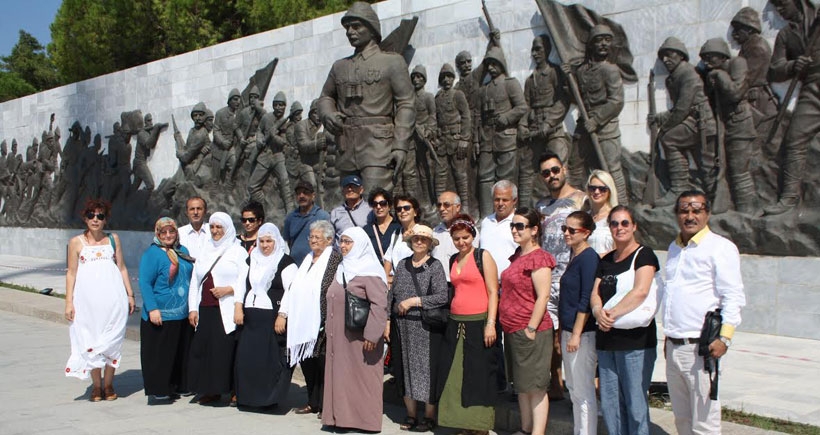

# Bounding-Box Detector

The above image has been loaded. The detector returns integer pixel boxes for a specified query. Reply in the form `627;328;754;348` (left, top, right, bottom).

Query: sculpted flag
535;0;637;83
380;16;419;58
241;58;279;107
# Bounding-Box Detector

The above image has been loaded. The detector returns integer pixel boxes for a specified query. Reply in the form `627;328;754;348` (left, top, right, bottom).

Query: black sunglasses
396;205;414;212
371;200;389;208
437;201;454;208
540;166;561;177
510;222;529;231
561;225;586;235
587;185;609;193
609;219;631;229
85;212;106;221
240;217;258;223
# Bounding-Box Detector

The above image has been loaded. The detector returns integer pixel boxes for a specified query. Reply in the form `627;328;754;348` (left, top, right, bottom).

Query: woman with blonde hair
585;170;618;255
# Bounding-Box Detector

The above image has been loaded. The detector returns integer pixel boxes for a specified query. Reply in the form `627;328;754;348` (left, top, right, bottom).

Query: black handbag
343;273;370;331
698;308;722;400
410;263;448;329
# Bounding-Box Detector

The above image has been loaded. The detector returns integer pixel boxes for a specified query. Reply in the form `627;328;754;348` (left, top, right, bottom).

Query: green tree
50;0;376;83
0;71;38;102
0;30;60;93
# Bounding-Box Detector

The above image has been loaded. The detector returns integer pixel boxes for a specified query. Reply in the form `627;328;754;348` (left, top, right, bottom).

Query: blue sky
0;0;61;58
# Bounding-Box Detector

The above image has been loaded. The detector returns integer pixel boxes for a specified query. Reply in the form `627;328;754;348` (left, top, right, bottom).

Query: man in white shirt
432;191;477;281
478;180;518;281
178;196;211;261
661;190;746;434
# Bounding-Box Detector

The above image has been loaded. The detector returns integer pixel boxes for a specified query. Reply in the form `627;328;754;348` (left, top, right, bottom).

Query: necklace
411;254;429;268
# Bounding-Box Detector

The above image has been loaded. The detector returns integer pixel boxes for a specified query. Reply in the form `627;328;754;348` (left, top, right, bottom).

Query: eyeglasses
437;201;454;208
396;205;413;213
308;235;327;241
677;201;708;214
510;222;529;231
540;166;561;177
587;185;609;193
159;229;177;235
240;217;258;223
371;200;389;208
339;238;354;245
85;212;106;221
609;219;632;229
561;225;586;235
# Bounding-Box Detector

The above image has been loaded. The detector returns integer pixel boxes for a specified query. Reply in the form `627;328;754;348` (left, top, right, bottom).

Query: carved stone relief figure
434;63;472;212
132;113;168;192
295;99;329;209
250;91;293;210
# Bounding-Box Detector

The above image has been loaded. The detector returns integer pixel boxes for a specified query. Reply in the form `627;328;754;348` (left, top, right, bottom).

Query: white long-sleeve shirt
660;227;746;340
188;243;249;334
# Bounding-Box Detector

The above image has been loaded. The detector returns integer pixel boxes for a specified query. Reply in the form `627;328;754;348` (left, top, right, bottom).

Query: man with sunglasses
179;196;210;261
284;181;330;265
661;190;746;434
534;151;586;400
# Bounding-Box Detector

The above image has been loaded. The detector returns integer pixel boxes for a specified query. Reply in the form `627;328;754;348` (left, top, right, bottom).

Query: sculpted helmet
227;88;241;104
309;99;319;114
273;91;287;104
54;126;62;138
249;84;260;98
731;7;762;33
439;63;456;83
411;65;427;82
191;102;207;119
290;101;304;116
204;108;214;122
699;38;731;59
342;1;382;42
483;46;508;74
455;50;472;64
658;36;689;62
588;24;614;41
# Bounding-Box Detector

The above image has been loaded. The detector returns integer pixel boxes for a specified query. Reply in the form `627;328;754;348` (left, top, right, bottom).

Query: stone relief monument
0;0;818;257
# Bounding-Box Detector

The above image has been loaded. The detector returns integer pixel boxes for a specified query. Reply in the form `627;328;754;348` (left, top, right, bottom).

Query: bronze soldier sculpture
212;88;242;186
173;102;211;187
407;64;433;203
295;100;329;209
649;37;718;206
232;85;265;185
284;101;307;189
132;113;168;191
519;34;570;208
700;38;759;214
317;1;415;193
764;0;820;215
563;25;628;205
434;63;472;213
476;44;528;216
249;91;294;210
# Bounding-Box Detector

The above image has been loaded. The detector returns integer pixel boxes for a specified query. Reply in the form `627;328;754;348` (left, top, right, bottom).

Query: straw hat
405;225;439;248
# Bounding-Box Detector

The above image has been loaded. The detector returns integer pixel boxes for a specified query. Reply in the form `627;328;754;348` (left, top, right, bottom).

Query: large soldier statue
317;1;415;193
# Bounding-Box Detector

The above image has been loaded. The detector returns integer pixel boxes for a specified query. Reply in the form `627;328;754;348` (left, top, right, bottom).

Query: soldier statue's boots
763;198;798;216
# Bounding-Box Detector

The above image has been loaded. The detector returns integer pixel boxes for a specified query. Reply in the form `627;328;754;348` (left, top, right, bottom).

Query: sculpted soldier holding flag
317;1;415;193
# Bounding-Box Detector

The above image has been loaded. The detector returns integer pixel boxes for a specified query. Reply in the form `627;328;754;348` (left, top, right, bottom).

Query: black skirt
187;306;236;395
234;307;293;407
140;318;193;396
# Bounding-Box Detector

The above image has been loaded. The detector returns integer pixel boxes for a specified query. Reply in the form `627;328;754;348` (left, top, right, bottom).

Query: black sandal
412;417;436;432
399;416;417;431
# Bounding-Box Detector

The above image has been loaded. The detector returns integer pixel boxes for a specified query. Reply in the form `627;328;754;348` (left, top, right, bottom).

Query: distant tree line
0;0;376;102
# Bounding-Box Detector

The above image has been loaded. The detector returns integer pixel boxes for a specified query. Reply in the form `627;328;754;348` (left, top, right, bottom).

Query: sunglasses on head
587;185;609;193
240;217;258;223
510;222;529;231
85;212;106;221
561;225;586;235
540;166;561;177
609;219;631;229
396;205;413;212
677;201;707;214
371;200;389;208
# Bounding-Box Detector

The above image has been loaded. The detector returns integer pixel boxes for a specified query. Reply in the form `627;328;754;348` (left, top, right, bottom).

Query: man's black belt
667;337;699;345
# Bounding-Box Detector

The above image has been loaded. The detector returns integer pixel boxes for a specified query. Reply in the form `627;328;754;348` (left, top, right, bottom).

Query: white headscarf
248;223;290;294
335;226;387;285
208;212;237;256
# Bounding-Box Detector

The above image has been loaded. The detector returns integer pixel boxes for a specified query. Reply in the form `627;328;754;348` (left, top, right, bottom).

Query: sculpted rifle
643;69;661;205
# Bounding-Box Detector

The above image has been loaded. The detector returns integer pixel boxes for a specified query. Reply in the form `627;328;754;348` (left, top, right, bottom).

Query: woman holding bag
590;205;660;435
385;225;449;432
322;227;388;432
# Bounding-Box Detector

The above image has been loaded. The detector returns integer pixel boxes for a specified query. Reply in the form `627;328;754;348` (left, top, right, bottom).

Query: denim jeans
597;347;657;435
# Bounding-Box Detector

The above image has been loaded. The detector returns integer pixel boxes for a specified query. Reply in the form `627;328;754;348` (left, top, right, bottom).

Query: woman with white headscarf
187;212;248;405
322;227;389;433
233;223;297;408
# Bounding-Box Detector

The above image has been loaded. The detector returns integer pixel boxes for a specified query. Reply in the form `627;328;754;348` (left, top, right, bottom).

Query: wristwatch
719;336;732;348
526;326;537;333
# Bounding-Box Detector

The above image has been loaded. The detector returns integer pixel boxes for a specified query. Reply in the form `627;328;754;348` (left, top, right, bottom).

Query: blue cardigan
139;244;194;321
558;246;599;333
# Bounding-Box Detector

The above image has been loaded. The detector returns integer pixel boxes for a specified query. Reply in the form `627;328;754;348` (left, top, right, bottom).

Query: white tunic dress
65;240;128;379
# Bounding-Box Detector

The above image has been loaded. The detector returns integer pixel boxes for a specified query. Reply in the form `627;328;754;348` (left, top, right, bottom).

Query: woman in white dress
64;199;135;402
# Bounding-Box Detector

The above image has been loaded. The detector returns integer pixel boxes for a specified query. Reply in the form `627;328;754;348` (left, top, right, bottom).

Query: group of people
64;145;746;435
